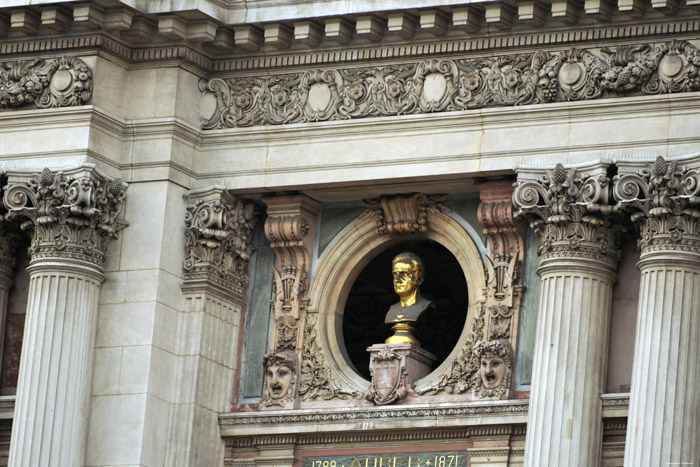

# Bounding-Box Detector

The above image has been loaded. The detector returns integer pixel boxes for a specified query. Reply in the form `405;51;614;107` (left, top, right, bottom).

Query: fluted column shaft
623;251;700;466
524;257;616;467
9;260;102;466
2;166;127;467
612;156;700;466
513;161;620;467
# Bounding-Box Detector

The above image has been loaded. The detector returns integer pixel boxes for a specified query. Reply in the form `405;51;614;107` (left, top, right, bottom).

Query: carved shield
372;355;402;400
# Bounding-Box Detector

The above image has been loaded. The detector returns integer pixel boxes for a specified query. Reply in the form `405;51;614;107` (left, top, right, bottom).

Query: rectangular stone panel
301;450;468;467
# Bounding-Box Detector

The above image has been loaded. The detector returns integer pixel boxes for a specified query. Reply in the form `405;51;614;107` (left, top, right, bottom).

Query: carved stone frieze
472;339;514;400
183;186;257;298
201;40;700;129
363;193;449;235
0;56;93;110
264;196;321;352
613;156;700;254
477;182;524;346
3;166;127;269
298;313;357;401
513;162;622;268
261;350;298;409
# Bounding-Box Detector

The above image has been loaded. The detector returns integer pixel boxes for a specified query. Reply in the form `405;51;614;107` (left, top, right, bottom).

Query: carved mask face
267;363;293;399
480;354;506;389
393;262;418;298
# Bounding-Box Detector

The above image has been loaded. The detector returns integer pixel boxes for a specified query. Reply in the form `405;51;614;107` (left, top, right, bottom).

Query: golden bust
384;252;433;345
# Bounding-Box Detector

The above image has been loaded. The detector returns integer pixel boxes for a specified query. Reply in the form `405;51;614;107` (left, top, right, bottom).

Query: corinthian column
514;162;622;467
2;166;127;467
614;156;700;467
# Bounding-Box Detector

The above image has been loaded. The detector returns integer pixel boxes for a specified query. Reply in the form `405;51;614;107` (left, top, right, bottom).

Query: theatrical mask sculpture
261;351;297;407
384;252;433;346
473;339;513;399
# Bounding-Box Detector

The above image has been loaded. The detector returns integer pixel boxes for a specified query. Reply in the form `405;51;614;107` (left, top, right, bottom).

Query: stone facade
0;1;699;466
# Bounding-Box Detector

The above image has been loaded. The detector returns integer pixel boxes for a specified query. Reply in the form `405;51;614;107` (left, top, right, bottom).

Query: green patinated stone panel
301;451;468;467
240;216;276;401
515;228;541;387
318;206;364;255
446;198;485;245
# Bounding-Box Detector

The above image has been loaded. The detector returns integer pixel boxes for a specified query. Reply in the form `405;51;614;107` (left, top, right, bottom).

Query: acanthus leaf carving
183;186;257;298
363;193;449;235
201;41;700;129
0;56;93;110
3;166;127;269
298;313;358;401
613;155;700;253
513;162;623;267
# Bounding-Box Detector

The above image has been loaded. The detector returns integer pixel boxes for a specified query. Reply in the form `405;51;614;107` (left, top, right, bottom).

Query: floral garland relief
200;40;700;129
0;56;93;110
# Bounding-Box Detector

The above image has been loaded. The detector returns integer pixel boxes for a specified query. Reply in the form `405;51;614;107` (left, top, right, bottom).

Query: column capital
2;165;127;271
183;185;258;300
513;161;622;271
613;155;700;258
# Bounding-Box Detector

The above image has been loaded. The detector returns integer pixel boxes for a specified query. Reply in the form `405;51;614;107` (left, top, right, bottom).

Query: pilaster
613;156;700;467
477;181;524;359
262;195;321;409
165;185;257;467
513;162;621;467
2;165;127;467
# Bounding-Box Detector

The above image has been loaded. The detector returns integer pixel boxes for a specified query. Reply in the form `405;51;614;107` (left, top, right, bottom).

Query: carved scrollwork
264;196;321;353
201;41;700;129
3;167;127;269
513;162;622;267
477;182;524;345
363;193;449;235
613;156;700;253
0;56;93;110
183;187;257;297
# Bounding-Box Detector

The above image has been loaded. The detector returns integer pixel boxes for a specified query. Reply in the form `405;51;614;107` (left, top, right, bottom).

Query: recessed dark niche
342;239;469;380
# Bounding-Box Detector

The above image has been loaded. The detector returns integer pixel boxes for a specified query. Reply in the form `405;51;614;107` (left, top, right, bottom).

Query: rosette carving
2;166;127;269
0;56;93;110
201;41;700;129
613;156;700;253
183;187;257;298
513;162;622;267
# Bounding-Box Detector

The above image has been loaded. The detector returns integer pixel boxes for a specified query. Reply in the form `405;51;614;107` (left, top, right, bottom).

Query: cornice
0;4;698;74
219;393;629;431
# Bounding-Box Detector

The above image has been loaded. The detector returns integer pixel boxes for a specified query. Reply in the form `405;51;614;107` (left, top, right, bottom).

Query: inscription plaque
301;450;467;467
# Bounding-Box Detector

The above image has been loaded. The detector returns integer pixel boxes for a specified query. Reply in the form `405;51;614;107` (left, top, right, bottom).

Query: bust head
392;252;425;307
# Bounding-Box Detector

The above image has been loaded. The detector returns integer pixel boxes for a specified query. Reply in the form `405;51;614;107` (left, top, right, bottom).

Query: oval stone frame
307;205;486;394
